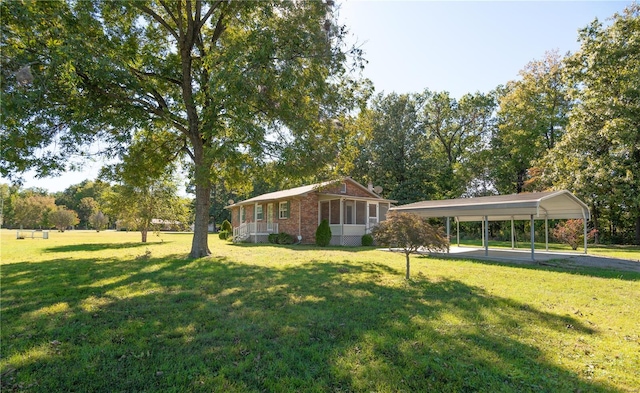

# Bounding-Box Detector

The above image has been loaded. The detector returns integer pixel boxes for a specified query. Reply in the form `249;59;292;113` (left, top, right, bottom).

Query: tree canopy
1;0;364;256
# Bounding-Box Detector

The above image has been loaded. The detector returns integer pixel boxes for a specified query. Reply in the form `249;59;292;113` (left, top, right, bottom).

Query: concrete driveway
429;246;640;273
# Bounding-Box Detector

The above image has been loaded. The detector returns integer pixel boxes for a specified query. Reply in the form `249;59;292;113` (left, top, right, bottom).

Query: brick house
226;177;395;246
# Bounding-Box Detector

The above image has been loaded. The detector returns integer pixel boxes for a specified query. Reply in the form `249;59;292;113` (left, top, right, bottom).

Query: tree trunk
141;228;147;243
405;253;411;280
516;168;526;194
635;215;640;245
190;180;212;258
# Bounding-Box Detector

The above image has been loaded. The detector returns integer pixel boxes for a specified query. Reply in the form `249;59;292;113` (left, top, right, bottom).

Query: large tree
13;193;56;229
420;90;495;199
1;1;362;257
353;92;436;205
492;51;570;194
49;206;80;232
542;4;640;243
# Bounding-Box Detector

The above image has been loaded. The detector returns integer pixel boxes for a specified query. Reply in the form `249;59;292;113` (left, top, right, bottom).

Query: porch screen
379;203;389;221
356;201;366;225
330;200;340;224
320;201;330;222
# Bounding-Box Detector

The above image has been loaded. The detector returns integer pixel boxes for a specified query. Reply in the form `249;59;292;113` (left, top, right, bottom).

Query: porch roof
390;190;590;222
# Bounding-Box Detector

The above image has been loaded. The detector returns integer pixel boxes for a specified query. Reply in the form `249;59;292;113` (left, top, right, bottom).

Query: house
226;177;395;246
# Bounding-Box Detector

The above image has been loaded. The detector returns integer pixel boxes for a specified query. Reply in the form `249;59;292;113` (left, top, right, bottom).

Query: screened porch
319;198;390;246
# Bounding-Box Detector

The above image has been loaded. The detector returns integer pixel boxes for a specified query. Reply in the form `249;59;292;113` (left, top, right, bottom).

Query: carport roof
391;190;590;222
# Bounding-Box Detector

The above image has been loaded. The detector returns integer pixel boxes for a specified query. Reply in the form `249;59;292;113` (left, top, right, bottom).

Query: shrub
315;219;332;247
221;220;232;233
218;230;229;240
372;211;449;279
268;232;295;244
277;232;294;245
552;219;597;250
361;233;374;246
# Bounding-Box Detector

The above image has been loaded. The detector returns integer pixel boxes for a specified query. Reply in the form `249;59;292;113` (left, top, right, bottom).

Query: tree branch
159;0;180;28
134;4;180;42
128;66;182;87
200;0;225;30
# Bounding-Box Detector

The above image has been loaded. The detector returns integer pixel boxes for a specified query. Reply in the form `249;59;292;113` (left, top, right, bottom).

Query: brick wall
230;207;239;228
320;179;376;198
299;194;320;244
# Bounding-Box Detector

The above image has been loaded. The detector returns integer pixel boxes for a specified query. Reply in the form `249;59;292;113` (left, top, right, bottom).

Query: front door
368;203;378;232
267;203;274;232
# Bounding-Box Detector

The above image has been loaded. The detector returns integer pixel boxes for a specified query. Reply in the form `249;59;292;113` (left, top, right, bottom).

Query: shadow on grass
230;241;377;253
44;242;171;253
1;254;625;392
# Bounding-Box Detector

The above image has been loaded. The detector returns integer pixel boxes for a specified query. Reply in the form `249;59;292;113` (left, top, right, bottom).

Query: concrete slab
428;246;640;273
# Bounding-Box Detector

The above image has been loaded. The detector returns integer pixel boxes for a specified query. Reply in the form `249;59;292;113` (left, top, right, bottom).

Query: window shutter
286;201;290;218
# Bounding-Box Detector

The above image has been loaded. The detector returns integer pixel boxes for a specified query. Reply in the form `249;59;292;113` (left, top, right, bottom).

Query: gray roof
226;178;392;208
228;180;337;207
391;190;590;222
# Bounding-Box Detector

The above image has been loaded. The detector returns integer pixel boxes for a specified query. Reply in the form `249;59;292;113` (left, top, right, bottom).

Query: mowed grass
1;230;639;392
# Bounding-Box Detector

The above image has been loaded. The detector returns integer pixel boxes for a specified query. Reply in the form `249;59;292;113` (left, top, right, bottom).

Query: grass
1;229;639;392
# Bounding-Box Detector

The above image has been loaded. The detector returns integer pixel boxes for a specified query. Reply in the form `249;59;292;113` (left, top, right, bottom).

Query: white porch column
484;216;489;257
456;218;460;247
530;215;535;261
340;198;344;246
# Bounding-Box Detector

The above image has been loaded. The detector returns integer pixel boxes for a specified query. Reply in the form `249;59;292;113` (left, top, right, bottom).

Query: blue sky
6;0;634;193
338;0;632;98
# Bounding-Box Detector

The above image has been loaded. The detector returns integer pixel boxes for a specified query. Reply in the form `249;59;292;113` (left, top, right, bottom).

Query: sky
4;0;634;194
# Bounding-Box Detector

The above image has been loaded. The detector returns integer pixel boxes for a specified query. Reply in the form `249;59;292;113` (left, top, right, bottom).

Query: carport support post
511;217;515;249
446;217;450;253
545;217;549;251
584;218;588;255
484;215;489;257
530;215;535;261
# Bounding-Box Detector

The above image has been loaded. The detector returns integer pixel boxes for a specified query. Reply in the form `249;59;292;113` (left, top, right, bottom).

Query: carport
390;190;591;261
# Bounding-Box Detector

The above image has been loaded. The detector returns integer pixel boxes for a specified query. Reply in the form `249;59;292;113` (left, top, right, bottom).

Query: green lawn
1;229;639;392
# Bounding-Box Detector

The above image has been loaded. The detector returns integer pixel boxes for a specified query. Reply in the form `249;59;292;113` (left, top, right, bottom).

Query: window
340;182;347;193
279;201;290;219
255;204;263;220
240;206;246;222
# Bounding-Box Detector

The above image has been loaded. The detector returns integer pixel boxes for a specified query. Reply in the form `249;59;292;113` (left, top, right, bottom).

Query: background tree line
245;5;639;244
0;177;192;241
